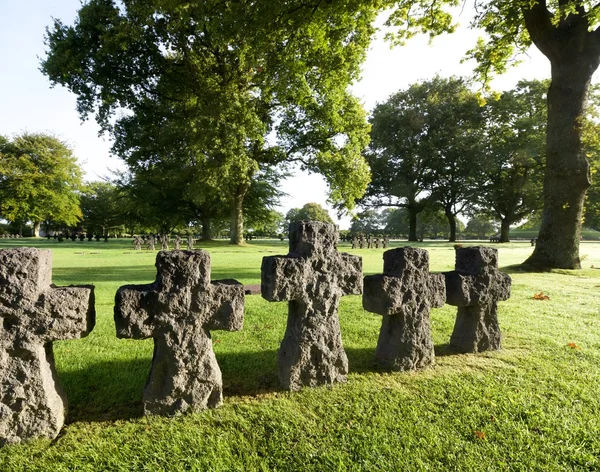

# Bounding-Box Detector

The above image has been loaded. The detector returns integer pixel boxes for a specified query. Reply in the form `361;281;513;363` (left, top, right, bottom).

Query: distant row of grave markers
0;221;511;446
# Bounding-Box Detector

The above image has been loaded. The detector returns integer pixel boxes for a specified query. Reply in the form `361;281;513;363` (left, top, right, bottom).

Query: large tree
0;133;83;236
386;0;600;268
41;0;372;245
363;77;484;242
286;202;335;225
478;80;547;242
80;181;127;236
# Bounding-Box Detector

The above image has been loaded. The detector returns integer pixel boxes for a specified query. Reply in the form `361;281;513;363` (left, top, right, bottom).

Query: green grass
1;237;600;471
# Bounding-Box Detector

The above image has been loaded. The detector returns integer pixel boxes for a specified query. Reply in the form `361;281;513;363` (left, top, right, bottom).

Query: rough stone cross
363;247;445;371
0;248;95;446
444;246;511;353
261;221;362;391
114;250;244;416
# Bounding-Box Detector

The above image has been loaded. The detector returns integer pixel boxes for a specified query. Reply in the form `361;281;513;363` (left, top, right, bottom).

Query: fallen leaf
474;430;486;440
567;342;580;349
532;292;550;300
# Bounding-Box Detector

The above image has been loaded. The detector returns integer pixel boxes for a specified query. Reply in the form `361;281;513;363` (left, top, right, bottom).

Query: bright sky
0;1;553;229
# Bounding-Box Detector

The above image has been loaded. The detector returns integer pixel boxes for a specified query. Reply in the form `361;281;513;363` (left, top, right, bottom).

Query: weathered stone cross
114;250;244;416
0;248;95;445
444;246;511;353
261;221;362;391
363;247;445;371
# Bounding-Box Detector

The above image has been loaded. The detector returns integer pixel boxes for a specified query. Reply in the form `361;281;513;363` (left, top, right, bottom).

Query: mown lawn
1;237;599;471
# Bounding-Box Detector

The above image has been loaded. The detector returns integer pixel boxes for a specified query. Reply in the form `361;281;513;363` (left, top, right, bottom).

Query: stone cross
114;250;244;416
261;221;362;391
0;248;95;446
160;234;169;251
363;248;445;371
444;246;511;353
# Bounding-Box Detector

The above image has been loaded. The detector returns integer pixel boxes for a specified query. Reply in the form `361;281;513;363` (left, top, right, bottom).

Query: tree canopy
477;80;547;242
286;203;334;225
363;76;485;242
0;133;83;235
386;0;600;268
41;0;374;244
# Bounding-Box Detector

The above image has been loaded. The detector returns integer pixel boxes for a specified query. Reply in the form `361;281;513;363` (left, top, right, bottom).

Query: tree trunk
33;221;40;237
408;209;418;242
524;60;595;268
229;183;249;245
445;210;457;242
201;216;212;240
499;218;511;243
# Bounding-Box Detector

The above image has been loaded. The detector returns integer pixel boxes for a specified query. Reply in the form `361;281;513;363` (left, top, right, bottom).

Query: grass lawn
1;237;599;471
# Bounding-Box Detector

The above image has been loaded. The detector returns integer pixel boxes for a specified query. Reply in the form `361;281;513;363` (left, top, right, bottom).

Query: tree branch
521;0;557;61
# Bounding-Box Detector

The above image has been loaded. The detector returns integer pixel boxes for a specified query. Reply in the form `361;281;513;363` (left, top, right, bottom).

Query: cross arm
444;271;511;306
428;274;446;309
261;256;307;302
362;274;402;316
114;283;158;339
444;271;476;307
37;285;95;341
338;253;363;296
201;279;245;331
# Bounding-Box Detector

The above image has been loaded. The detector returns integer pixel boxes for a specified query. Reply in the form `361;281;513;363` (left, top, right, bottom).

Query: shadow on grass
53;266;156;285
60;349;280;423
346;344;460;373
61;343;467;424
52;266;261;286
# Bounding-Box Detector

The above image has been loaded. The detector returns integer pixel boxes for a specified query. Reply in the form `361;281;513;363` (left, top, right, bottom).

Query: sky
0;1;553;229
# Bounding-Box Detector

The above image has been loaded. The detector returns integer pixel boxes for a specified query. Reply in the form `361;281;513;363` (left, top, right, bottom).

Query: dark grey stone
0;248;95;446
114;250;244;416
261;221;362;391
444;246;511;353
363;247;445;371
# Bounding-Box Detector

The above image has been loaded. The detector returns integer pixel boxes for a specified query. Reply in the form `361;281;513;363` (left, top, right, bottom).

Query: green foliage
585;156;600;230
477;80;548;240
247;210;285;237
0;133;83;229
286;202;334;225
465;214;498;239
350;209;384;234
80;181;128;236
363;76;485;241
41;1;375;243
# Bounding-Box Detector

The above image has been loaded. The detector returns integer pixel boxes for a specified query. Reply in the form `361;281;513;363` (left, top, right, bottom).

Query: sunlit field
1;238;599;471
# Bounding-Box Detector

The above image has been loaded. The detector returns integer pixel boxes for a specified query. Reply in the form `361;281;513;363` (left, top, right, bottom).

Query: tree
80;181;127;236
417;206;452;240
365;77;484;242
42;0;373;245
0;133;83;236
478;80;547;242
248;211;286;237
465;214;498;239
362;80;440;241
385;0;600;268
286;203;334;225
349;209;384;234
584;157;600;231
383;208;410;237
